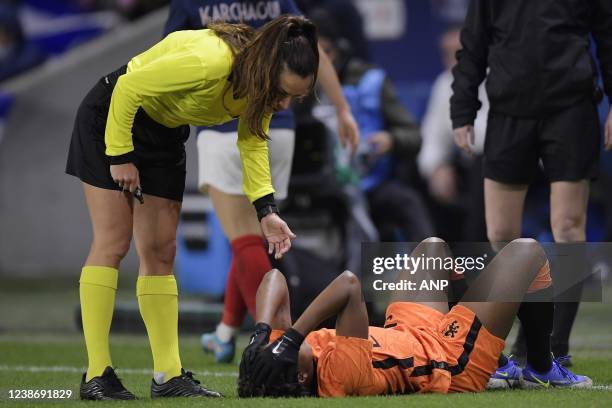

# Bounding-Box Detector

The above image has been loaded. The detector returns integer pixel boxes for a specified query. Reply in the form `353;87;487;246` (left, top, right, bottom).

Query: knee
487;225;520;244
141;238;177;266
158;239;177;265
340;270;362;294
510;238;546;264
551;214;585;242
262;268;285;284
91;237;131;264
422;236;445;244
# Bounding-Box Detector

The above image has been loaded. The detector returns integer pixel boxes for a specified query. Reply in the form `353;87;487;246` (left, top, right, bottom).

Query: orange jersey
271;303;505;397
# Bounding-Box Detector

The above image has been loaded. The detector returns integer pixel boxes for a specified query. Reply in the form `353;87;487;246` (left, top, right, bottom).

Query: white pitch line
0;365;237;378
1;365;610;390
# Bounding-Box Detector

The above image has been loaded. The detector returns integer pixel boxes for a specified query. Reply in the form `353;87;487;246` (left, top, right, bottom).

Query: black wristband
253;322;272;335
109;151;137;165
283;328;305;348
253;194;279;222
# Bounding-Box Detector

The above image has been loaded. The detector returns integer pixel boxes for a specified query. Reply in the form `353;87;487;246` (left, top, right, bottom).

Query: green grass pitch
1;279;611;407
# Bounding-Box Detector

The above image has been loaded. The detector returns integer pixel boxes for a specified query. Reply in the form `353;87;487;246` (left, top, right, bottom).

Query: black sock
448;277;468;309
552;301;581;357
498;353;509;368
517;297;554;373
551;245;586;357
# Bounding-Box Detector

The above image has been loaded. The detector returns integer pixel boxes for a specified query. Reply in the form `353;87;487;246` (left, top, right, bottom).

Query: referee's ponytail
228;15;319;140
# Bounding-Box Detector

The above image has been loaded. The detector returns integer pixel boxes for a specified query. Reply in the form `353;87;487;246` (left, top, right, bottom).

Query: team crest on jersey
443;320;459;338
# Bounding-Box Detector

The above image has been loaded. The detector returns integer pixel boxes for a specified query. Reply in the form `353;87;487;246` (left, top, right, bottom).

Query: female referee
163;0;360;364
66;15;319;400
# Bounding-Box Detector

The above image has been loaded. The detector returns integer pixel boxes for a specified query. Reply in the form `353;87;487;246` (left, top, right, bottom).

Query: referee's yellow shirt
105;29;273;203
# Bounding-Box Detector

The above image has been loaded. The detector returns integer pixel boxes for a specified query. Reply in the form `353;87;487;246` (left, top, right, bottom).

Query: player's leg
389;237;452;313
485;177;558;373
201;128;294;361
132;194;220;397
549;180;589;360
80;183;133;386
209;186;268;314
540;97;599;369
446;239;549;393
254;269;292;330
460;239;592;389
484;179;528;250
459;239;548;338
202;186;270;358
133;195;182;381
69;76;136;400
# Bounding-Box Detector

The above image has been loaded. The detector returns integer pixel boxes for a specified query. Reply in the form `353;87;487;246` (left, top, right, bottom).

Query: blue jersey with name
164;0;302;132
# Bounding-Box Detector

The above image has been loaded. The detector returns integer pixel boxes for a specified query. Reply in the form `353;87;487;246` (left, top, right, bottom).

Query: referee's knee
140;238;177;267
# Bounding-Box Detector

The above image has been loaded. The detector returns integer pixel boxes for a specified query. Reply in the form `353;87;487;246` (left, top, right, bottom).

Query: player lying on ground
238;238;592;397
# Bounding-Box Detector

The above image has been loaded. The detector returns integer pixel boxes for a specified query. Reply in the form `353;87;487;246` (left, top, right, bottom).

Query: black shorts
483;98;601;184
66;68;190;202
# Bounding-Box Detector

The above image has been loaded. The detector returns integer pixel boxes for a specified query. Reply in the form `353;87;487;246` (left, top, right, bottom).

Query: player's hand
369;131;394;155
239;322;271;394
260;213;296;260
337;107;360;154
252;328;304;388
429;165;458;204
110;163;140;193
605;107;612;152
453;125;475;155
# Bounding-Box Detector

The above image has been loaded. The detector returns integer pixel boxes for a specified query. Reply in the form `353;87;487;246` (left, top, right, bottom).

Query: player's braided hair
237;346;313;398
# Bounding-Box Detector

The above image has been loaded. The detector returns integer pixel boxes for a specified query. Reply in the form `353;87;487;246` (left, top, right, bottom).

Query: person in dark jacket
450;0;611;387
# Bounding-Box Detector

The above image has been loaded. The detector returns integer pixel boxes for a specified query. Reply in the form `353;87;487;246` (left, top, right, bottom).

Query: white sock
216;322;238;343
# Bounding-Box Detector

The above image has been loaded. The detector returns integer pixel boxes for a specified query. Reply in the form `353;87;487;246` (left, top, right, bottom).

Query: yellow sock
80;266;118;381
137;275;182;382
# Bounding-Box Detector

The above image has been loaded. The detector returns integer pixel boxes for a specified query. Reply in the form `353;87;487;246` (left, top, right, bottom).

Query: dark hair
237;346;314;398
228;15;319;140
208;21;255;55
238;376;305;398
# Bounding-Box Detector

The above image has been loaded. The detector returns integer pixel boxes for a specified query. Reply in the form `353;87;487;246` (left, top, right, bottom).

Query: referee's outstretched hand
260;213;296;259
605;107;612;152
110;163;140;193
453;125;475;156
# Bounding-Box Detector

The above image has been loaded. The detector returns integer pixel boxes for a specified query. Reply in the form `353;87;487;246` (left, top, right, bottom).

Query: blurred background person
296;0;369;62
0;2;46;82
163;0;360;364
418;25;487;242
309;9;434;243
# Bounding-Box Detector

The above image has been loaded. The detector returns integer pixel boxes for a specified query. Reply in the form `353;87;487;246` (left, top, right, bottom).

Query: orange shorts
385;302;505;393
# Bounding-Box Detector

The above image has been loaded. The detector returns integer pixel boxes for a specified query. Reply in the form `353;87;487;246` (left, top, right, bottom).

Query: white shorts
197;128;295;200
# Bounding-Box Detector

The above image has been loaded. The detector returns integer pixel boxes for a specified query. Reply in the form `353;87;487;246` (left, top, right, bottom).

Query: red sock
221;257;247;327
232;235;272;317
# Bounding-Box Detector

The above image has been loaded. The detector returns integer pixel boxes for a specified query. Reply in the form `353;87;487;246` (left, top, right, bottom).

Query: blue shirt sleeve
164;0;192;36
